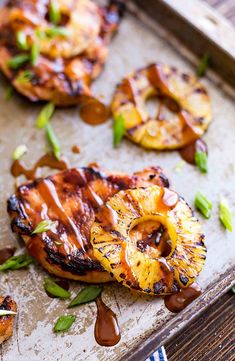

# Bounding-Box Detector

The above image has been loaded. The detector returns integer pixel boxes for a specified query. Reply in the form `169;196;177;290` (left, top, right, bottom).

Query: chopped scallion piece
45;123;61;160
219;197;233;232
37;102;55;128
16;31;29;50
16;70;34;83
32;220;56;234
53;315;76;333
113;114;125;147
31;42;40;66
0;254;34;271
45;26;68;38
7;54;30;69
49;0;61;25
3;86;14;100
175;160;186;173
68;285;103;308
196;53;210;77
44;278;71;299
195;151;208;173
194;191;212;219
0;310;17;317
12;144;28;160
232;285;235;294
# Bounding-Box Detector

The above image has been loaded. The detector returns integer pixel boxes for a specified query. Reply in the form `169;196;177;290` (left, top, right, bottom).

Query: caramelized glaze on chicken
7;165;169;283
0;296;17;344
0;0;125;105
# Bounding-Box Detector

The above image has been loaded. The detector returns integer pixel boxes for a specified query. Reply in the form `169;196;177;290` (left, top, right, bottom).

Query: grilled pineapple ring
91;186;206;295
112;63;212;150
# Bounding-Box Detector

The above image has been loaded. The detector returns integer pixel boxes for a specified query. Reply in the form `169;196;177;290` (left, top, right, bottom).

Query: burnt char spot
0;296;11;311
179;275;189;286
84;167;106;182
153;281;164;294
159;172;170;188
144;288;151;293
11;217;32;235
45;248;104;276
119;273;125;279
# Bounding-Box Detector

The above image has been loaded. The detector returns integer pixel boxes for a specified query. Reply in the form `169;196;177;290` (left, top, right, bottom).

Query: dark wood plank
165;291;235;361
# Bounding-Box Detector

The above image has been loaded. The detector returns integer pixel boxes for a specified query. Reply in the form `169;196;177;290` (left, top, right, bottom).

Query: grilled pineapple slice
91;186;206;295
112;63;212;150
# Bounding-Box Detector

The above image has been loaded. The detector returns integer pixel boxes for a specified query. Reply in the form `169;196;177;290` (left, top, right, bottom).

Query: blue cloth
146;346;168;361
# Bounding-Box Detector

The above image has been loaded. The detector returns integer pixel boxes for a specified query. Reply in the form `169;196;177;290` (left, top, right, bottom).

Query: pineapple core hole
130;219;172;257
145;95;180;120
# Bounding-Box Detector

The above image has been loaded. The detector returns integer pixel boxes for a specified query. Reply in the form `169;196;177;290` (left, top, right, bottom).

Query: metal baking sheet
0;1;235;360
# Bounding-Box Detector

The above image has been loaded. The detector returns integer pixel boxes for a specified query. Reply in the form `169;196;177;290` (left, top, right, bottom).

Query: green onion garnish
0;254;34;271
0;310;17;317
37;102;55;128
16;31;29;50
53;315;76;333
219;197;233;232
175;160;186;173
32;220;56;234
195;151;208;173
113;114;125;147
12;144;28;160
49;0;61;25
232;285;235;294
196;53;210;77
31;42;40;66
44;278;71;299
68;285;103;308
194;191;212;219
3;86;14;100
45;123;61;160
45;26;68;38
16;70;34;83
7;54;30;69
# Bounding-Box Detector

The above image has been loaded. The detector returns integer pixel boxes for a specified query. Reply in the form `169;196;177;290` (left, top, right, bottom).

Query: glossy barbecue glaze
7;165;169;283
0;0;125;106
0;296;17;344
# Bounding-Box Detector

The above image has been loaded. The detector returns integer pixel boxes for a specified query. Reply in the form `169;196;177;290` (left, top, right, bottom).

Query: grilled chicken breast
0;296;17;344
7;165;169;283
0;0;125;106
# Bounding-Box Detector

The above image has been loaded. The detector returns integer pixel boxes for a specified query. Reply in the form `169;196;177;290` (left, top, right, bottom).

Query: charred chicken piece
0;0;125;105
7;165;169;283
0;296;17;344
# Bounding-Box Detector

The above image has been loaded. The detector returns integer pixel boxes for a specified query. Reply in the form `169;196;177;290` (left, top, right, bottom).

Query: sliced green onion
175;160;186;173
37;102;55;129
53;315;76;333
113;114;125;147
44;278;71;299
232;285;235;294
219;197;233;232
194;191;212;219
45;27;68;38
3;86;14;100
196;53;210;77
12;144;28;160
7;54;30;69
0;310;17;317
45;123;61;160
195;151;208;173
0;254;34;271
16;70;34;83
31;42;40;66
68;286;103;308
49;0;61;25
16;31;29;50
32;220;56;234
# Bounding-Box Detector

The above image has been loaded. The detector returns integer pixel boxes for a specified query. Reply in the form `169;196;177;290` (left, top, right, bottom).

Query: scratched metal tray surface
0;1;235;361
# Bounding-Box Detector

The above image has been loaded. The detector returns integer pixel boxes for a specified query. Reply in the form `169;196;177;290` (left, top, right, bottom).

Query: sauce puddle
179;139;208;165
164;283;202;313
95;296;121;347
11;153;68;180
71;145;80;154
80;97;110;125
0;247;16;265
